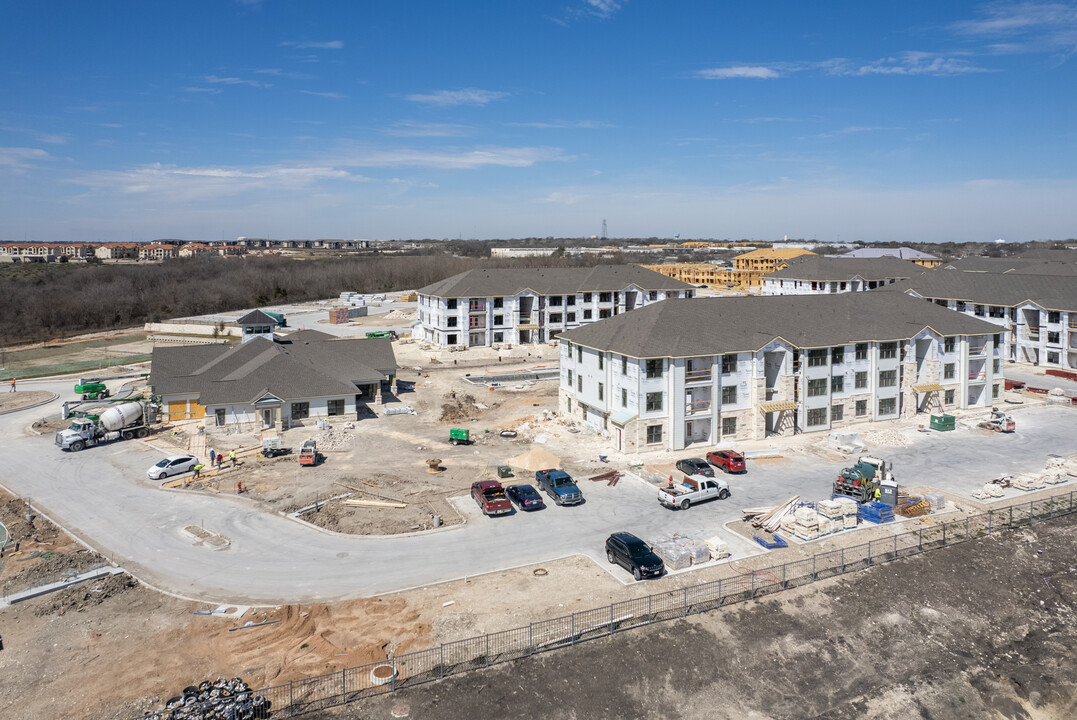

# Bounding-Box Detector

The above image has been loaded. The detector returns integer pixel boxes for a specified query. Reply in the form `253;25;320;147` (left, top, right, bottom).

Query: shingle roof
765;256;919;282
150;335;396;405
417;264;694;298
940;257;1077;275
556;293;1001;358
235;309;278;326
840;247;938;260
896;270;1077;311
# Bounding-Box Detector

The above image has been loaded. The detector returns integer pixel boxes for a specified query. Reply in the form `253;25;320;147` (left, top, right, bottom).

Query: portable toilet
879;479;899;507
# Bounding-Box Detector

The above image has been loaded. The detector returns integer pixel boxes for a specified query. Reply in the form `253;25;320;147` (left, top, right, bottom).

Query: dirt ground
0;390;53;413
2;331;153;379
331;512;1077;720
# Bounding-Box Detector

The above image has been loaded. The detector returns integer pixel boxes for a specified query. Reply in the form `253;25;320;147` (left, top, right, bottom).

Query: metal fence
117;488;1077;718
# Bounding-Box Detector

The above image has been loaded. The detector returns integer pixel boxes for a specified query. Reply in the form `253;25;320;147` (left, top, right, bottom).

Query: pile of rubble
150;677;270;719
862;428;910;448
312;427;355;451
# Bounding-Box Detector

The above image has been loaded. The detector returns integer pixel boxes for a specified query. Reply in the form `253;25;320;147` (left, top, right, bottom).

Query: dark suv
605;532;664;581
675;458;714;478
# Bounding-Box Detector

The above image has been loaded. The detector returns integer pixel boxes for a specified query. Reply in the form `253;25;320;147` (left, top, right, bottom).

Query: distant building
840;247;941;268
490;247;558;258
416;265;695;347
139;243;177;261
729;248;815;288
762;256;919;295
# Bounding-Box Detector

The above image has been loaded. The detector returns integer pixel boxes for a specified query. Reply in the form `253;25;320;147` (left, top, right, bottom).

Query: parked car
658;475;730;510
148;454;198;480
706;449;746;473
675;458;714;478
505;484;545;511
470;480;513;516
535;469;583;505
605;532;665;581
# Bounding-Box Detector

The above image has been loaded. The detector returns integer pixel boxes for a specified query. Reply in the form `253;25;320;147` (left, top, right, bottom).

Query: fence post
528;624;533;656
988;510;992;534
392;658;397;692
683;587;689;615
609;603;614;635
341;668;346;700
965;517;969;538
840;547;845;574
919;528;923;552
893;535;897;560
812;554;816;580
942;523;947;546
485;634;490;667
1009;505;1013;528
781;562;786;589
441;644;446;676
571;613;576;645
289;680;294;709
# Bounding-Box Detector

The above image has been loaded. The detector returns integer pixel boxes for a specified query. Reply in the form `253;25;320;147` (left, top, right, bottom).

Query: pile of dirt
31;417;69;433
440;392;479;422
32;573;138;616
1;496;60;544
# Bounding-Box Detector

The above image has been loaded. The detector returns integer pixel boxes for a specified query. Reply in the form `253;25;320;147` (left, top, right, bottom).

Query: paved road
2;375;1076;604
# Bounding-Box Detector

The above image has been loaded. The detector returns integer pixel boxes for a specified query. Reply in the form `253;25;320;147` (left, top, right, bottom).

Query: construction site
3;291;1077;720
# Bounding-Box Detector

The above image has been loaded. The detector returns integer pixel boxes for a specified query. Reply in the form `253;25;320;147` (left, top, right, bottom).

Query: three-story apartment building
556;293;1004;453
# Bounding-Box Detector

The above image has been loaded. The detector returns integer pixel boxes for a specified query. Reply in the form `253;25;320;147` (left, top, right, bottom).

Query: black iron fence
130;489;1077;718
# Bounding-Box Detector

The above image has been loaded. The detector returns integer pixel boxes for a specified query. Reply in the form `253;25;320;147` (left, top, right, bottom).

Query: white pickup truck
658;475;730;510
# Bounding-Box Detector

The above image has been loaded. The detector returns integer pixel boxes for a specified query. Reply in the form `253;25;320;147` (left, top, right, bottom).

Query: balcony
685;399;712;415
968;343;988;355
685;369;712;384
1027;329;1040;341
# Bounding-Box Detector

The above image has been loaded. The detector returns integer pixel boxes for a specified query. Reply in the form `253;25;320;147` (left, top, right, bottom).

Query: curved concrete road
4;375;1077;604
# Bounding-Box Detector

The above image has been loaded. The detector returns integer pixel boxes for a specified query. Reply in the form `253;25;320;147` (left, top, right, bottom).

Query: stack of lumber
704;536;730;560
743;495;800;533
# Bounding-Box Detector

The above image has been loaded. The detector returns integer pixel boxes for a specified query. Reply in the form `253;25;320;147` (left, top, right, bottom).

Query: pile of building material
925;493;946;511
704;536;731;560
789;506;821;540
313;427;355;451
896;495;931;518
743;495;800;533
972;483;1007;500
817;497;859;531
1012;473;1046;491
650;532;714;569
858;501;895;524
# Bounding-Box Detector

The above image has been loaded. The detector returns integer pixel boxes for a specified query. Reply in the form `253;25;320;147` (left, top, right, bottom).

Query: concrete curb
0;566;125;608
0;392;59;416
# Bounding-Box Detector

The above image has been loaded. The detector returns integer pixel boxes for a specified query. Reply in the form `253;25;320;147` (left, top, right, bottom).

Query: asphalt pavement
2;374;1076;605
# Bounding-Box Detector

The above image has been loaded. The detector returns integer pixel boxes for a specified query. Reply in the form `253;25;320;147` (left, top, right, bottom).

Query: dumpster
496;465;513;478
929;414;955;431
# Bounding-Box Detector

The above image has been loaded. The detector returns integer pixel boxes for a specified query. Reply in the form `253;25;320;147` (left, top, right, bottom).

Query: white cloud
508;120;614;129
405;88;508;106
381;121;472;137
0;126;70;144
0;147;50;171
537;191;588;205
583;0;623;18
835;53;990;76
256;68;311;79
67;163;360;198
697;66;781;80
279;40;344;49
952;2;1077;54
299;90;346;99
184;87;221;94
330;145;572;169
205;75;270;87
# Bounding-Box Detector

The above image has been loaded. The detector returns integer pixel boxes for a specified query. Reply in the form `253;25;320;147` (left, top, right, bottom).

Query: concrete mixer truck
55;400;156;451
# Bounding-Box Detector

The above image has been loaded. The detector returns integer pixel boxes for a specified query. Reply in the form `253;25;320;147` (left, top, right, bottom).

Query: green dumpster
496;465;513;479
929;414;955;431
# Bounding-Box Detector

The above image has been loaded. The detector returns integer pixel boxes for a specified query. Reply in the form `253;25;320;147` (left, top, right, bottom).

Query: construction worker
208;447;215;467
8;377;15;393
229;449;237;467
874;486;882;502
216;452;223;470
236;480;243;494
193;463;205;479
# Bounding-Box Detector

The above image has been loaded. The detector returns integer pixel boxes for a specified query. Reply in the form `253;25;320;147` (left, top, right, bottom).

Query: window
469;298;485;312
1048;351;1060;364
722;417;737;436
567;313;576;323
446;299;457;310
956;301;966;312
974;304;985;317
549;313;562;324
447;334;457;345
583;309;593;320
621;388;628;408
549;295;562;307
944;389;955;405
807;408;827;426
646;359;663;379
599;309;611;319
988;305;1005;318
994;333;1003;347
577;375;583;392
599;292;612;303
992;384;1000;399
215;408;226;427
943;363;955;380
879;342;897;359
1048;311;1061;324
493;297;503;309
855;371;868;389
993;359;1001;373
447;316;458;327
583;292;592;302
1048;331;1060;344
832;375;844;393
855;400;868;417
646;425;663;444
567;370;573;386
879;370;897;387
855;343;868;361
831;404;844;421
721;385;737;404
493;315;504;326
831;347;844;365
327;399;345;416
622;355;628;375
598;353;604;370
577;346;583;362
649;291;658;301
807;378;828;397
598;383;604;401
493;332;503;343
722;354;738;373
878;397;896;415
468;315;484;328
566;295;576;306
290;402;310;420
944;337;955;353
935;299;948;307
646;392;663;412
807;349;828;367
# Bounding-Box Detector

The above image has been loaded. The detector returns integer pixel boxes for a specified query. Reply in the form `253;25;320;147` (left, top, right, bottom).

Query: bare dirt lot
327;512;1077;720
0;390;53;414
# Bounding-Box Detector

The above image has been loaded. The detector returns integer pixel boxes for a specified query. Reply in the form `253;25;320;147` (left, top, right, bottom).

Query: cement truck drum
98;402;144;432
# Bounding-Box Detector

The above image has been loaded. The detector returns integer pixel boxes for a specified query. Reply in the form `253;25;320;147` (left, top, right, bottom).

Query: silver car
148;454;198;480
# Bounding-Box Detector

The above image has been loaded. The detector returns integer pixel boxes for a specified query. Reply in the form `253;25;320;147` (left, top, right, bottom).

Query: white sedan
147;454;198;480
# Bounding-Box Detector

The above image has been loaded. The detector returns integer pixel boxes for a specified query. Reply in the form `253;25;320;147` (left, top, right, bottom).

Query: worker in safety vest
874;487;882;501
193;463;205;479
229;449;237;467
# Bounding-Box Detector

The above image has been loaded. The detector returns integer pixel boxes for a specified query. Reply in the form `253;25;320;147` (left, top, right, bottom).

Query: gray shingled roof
556;293;1001;358
765;256;919;282
417;264;694;298
150;335;396;405
840;247;938;260
235;309;278;326
897;269;1077;311
940;257;1077;275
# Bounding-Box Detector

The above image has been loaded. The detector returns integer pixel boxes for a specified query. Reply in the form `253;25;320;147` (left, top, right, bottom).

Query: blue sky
2;1;1076;243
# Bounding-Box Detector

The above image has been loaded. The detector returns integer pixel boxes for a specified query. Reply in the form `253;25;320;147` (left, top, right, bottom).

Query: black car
605;532;665;581
505;483;545;511
675;458;714;478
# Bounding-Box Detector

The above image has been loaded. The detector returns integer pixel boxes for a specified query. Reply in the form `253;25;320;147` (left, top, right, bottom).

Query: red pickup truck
706;449;746;473
471;480;513;516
